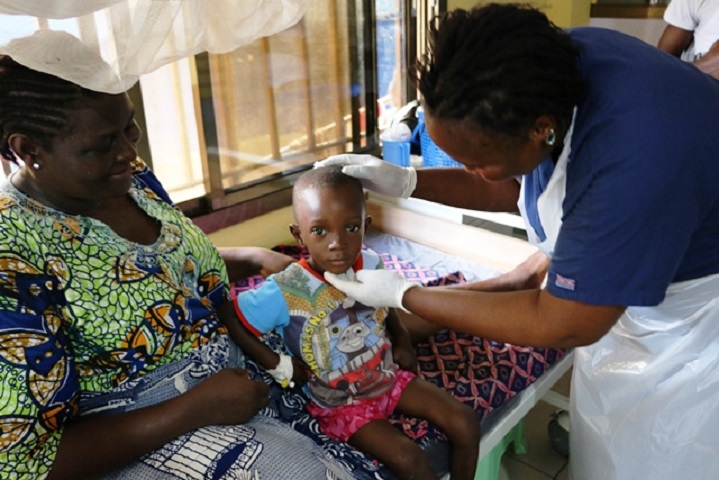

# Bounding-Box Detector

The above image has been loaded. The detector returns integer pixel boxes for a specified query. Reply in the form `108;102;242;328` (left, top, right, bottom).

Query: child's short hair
293;165;365;208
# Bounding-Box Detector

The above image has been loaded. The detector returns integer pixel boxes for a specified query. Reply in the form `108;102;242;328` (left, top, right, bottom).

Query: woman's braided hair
416;3;585;138
0;55;99;163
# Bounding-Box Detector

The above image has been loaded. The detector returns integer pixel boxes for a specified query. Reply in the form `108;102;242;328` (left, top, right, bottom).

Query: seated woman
0;54;361;480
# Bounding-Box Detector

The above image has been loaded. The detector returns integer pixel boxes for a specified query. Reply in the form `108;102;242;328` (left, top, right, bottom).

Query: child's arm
218;300;310;388
218;301;281;371
386;307;418;373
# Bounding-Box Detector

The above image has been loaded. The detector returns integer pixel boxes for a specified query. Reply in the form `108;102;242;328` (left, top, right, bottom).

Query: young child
220;166;480;480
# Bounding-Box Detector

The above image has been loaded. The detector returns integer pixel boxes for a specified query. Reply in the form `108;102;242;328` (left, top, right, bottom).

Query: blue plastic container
382;139;410;167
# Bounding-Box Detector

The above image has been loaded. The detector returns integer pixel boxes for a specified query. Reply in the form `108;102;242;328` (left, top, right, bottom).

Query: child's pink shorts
306;369;416;442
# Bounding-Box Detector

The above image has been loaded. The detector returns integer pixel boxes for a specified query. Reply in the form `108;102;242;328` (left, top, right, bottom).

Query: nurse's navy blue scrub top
523;27;719;307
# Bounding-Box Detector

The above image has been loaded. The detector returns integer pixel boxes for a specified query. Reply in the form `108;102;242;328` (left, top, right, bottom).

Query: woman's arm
49;369;269;479
217;246;293;281
398;250;550;343
413;168;521;212
402;286;624;349
314;154;520;212
325;269;624;349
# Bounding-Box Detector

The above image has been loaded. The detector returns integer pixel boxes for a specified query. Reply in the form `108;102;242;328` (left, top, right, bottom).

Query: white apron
517;121;719;480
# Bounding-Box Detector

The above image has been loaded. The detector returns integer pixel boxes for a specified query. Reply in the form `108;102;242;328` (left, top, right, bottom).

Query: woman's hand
324;269;421;312
314;154;417;198
49;368;269;479
455;250;549;292
185;369;270;427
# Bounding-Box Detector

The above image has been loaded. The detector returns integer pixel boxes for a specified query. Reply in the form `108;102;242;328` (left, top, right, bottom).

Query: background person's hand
314;154;417;198
695;38;719;80
185;369;269;427
324;269;420;311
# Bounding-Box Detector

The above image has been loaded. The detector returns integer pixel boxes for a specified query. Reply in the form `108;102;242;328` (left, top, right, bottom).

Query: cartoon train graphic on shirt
310;300;396;398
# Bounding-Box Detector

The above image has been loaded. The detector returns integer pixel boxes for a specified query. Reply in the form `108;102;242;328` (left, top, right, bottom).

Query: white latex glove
324;269;420;313
267;354;295;389
314;154;417;199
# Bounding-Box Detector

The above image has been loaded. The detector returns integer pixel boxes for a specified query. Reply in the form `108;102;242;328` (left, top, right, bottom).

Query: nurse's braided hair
417;3;585;138
0;55;99;163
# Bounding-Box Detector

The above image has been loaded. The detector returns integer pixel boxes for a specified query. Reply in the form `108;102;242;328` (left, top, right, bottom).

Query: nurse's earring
32;162;40;170
545;129;556;146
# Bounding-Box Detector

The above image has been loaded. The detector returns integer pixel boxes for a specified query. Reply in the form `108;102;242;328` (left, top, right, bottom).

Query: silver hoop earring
545;129;556;147
32;162;40;170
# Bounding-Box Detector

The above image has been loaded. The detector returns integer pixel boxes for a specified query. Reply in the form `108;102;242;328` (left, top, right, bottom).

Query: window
139;0;414;225
1;1;414;228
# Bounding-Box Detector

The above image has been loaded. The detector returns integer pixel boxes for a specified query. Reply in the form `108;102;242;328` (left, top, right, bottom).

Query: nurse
318;4;719;480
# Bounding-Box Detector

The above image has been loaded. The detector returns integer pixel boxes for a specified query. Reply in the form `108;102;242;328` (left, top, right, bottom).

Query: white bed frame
366;196;573;480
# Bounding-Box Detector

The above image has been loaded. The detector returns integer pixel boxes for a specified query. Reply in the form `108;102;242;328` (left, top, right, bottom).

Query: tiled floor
497;368;572;480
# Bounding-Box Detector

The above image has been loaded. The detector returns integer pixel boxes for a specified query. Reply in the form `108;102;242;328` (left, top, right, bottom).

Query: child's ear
289;224;303;245
364;216;372;230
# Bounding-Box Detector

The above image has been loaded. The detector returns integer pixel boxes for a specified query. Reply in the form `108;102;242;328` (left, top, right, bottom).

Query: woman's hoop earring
545;129;556;146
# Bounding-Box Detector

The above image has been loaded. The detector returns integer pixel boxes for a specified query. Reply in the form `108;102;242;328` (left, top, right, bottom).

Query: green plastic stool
474;419;529;480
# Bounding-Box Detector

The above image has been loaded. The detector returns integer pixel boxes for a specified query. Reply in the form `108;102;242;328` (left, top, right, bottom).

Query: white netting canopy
0;0;311;93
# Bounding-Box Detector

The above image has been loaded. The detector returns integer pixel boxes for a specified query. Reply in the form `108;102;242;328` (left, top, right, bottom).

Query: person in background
657;0;719;78
0;54;365;480
317;4;719;480
219;166;480;480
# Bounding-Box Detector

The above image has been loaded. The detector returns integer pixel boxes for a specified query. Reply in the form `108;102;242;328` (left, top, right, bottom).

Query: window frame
128;1;417;233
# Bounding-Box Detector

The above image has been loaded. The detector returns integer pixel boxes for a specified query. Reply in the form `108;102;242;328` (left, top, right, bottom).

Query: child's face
291;185;370;275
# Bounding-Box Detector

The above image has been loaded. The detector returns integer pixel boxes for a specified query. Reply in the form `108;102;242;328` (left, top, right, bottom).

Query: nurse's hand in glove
324;269;420;313
314;154;417;199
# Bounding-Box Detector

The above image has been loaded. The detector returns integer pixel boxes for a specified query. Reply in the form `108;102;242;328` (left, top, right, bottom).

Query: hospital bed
212;196;573;480
364;198;573;480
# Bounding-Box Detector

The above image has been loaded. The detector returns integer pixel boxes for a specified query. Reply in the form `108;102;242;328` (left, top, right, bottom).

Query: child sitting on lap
219;165;480;480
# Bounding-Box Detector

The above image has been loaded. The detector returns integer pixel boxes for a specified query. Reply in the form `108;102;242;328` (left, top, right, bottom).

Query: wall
589;17;665;44
588;4;667;45
207;205;296;248
446;0;592;27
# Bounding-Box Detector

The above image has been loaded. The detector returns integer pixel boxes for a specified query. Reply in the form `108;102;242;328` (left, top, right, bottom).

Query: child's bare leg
395;379;480;480
349;419;438;480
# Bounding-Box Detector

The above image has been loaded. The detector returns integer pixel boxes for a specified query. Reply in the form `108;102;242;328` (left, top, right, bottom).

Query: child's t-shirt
234;250;399;408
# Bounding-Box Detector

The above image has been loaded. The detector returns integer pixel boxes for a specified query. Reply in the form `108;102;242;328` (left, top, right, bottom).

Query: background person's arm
657;24;694;57
218;246;294;281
